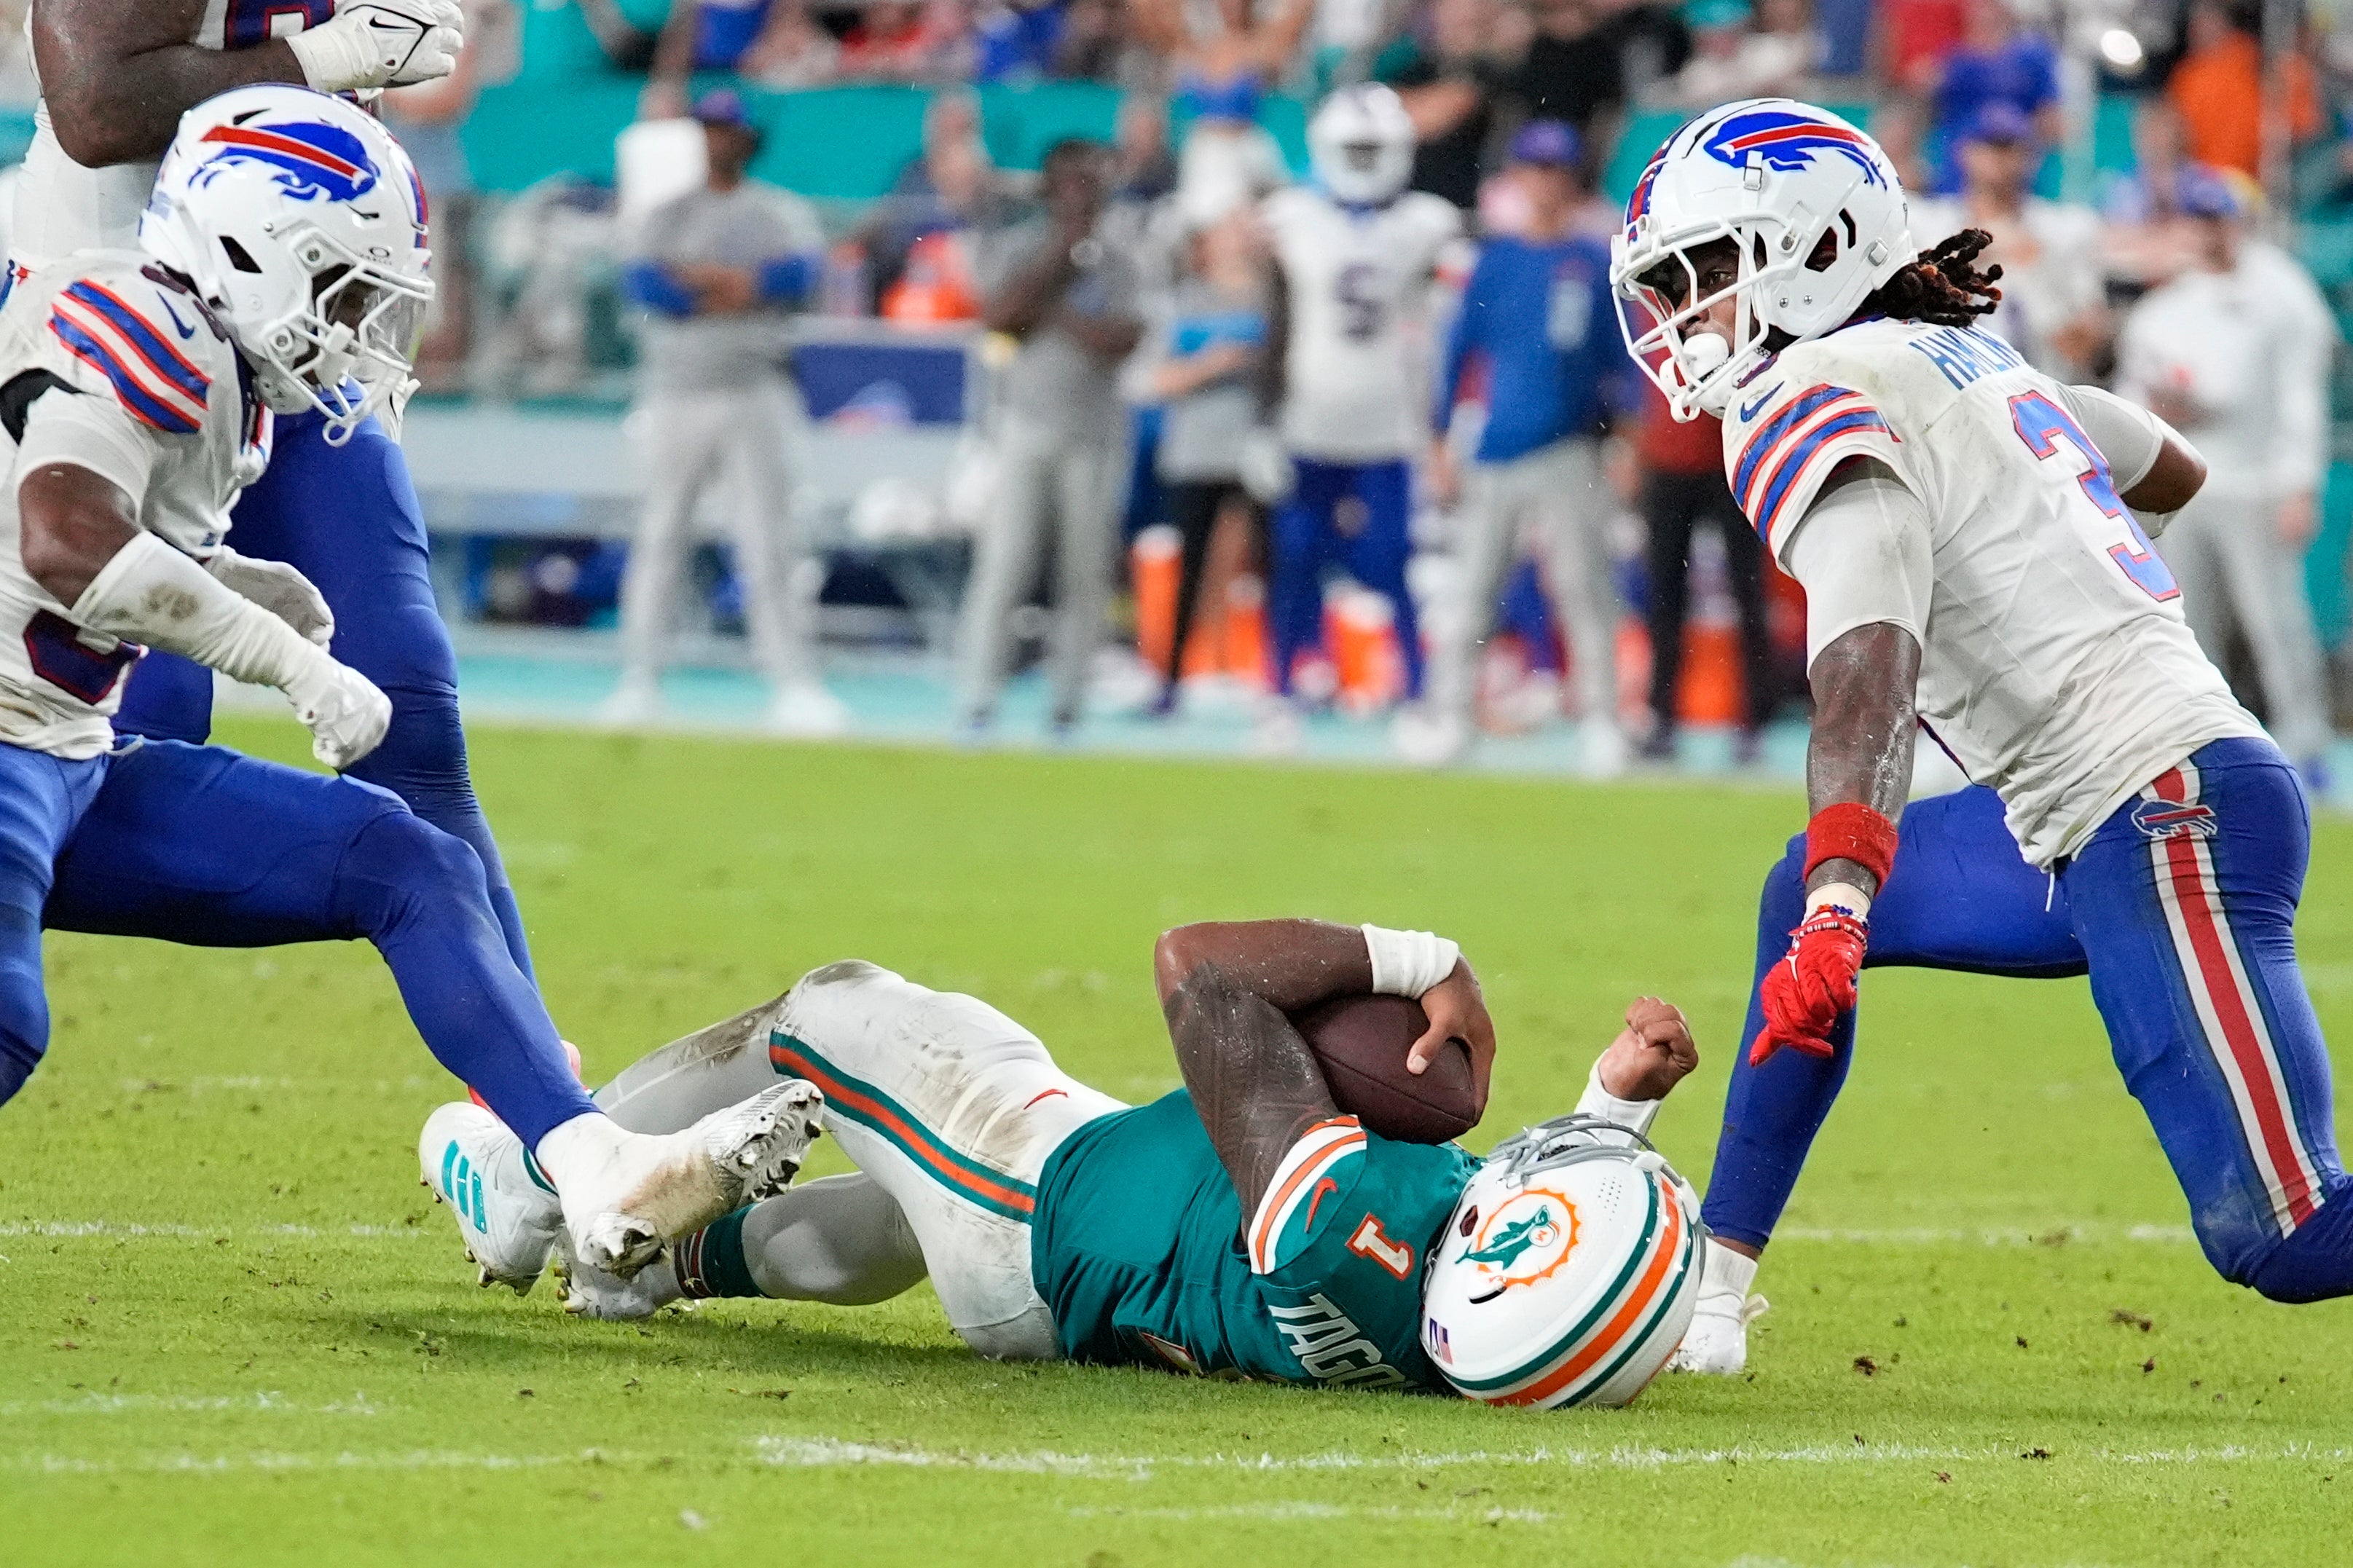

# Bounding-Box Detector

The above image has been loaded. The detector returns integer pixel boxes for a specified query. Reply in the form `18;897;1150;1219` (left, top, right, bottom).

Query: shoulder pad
45;265;221;437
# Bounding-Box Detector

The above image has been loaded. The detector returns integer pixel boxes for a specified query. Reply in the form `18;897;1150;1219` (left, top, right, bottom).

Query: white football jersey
1725;317;2260;867
0;250;267;757
1264;186;1459;462
11;1;337;275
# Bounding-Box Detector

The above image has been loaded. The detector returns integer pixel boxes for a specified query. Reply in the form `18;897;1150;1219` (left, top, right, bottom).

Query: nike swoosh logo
1738;385;1780;422
157;297;196;341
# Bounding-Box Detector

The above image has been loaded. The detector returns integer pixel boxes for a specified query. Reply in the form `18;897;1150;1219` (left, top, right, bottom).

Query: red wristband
1804;802;1899;889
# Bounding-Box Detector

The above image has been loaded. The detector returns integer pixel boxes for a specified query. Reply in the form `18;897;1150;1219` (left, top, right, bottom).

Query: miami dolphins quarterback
425;921;1710;1409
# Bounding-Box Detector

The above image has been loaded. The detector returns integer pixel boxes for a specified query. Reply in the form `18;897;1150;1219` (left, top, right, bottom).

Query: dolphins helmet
1309;83;1416;207
141;84;433;445
1421;1114;1705;1409
1610;98;1914;419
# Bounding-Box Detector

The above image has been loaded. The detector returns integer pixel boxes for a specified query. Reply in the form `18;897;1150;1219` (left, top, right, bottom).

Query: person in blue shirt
1410;120;1625;771
1928;0;2061;195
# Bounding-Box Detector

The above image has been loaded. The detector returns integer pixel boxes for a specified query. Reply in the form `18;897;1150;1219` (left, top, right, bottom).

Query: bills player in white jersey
17;0;546;985
1611;99;2353;1374
1258;84;1458;744
0;87;820;1289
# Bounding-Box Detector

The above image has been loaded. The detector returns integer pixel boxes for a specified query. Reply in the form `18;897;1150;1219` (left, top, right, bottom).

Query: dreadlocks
1861;228;2004;327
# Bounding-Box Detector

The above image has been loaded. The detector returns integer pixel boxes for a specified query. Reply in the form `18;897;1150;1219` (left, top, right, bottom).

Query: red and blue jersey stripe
1732;382;1893;544
48;280;213;436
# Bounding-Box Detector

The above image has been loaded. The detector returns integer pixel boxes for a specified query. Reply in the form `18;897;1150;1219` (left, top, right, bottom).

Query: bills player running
1611;98;2353;1375
427;923;1708;1410
1258;85;1458;749
23;0;541;978
0;87;817;1284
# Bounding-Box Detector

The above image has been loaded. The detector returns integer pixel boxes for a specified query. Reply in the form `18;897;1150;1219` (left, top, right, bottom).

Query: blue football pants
111;408;535;980
1268;457;1423;700
1705;739;2353;1301
0;737;595;1146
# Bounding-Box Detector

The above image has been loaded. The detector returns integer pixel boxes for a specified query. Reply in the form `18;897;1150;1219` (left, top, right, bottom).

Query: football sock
675;1207;763;1299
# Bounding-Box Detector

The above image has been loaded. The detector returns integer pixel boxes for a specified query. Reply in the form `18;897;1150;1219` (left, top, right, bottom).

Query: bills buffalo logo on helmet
1457;1187;1579;1304
1700;108;1886;187
193;120;381;203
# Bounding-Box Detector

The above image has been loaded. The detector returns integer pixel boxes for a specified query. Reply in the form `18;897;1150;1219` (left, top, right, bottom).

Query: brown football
1290;993;1480;1144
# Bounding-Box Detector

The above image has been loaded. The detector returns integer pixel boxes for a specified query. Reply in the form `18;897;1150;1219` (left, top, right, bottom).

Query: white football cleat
551;1228;686;1321
1667;1237;1768;1374
419;1100;562;1294
766;679;852;738
563;1080;823;1278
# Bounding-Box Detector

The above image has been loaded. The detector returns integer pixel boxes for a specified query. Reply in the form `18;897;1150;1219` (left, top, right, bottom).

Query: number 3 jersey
0;252;264;757
1724;318;2260;867
1032;1090;1478;1392
1263;186;1460;464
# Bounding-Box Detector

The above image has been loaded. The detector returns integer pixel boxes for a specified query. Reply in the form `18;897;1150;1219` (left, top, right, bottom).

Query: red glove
1751;905;1869;1065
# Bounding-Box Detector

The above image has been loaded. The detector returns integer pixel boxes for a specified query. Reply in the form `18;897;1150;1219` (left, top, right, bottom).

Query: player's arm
37;0;463;168
1256;257;1291;416
2054;382;2204;530
13;396;387;768
1756;455;1933;1065
1155;919;1496;1213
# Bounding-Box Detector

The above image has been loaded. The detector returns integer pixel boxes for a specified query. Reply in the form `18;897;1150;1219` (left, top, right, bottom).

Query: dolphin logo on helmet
193;120;382;205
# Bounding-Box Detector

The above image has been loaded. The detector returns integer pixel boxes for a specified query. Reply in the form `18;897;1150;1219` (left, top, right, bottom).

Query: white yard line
0;1392;385;1417
0;1222;432;1240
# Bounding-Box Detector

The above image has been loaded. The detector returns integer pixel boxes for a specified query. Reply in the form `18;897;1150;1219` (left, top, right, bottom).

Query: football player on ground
1610;98;2353;1376
425;922;1708;1409
0;87;815;1282
1257;84;1460;752
26;0;541;979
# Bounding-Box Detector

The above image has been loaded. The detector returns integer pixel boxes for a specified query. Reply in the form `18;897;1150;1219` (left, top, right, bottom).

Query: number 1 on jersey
2008;390;2179;602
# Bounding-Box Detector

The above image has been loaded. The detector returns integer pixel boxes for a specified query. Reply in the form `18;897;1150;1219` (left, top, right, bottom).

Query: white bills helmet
1610;98;1914;420
1421;1114;1704;1409
141;84;433;446
1309;83;1415;206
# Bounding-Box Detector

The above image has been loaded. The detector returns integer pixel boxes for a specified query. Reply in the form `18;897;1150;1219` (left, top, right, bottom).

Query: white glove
288;1;466;92
284;653;392;771
206;548;334;649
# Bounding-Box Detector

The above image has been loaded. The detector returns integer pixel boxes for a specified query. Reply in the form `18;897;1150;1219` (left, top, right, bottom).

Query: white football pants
593;961;1125;1359
1427;437;1616;727
2155;484;2333;765
953;417;1127;727
621;374;816;690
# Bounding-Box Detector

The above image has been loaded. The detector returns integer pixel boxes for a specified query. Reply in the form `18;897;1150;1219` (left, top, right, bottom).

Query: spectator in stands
2119;169;2340;784
646;0;774;113
1812;0;1868;79
957;140;1145;738
1866;91;1939;194
2100;97;2212;289
1882;0;1965;95
1414;122;1627;773
739;0;842;86
1657;0;1817;110
1143;206;1273;715
975;0;1066;80
383;12;492;392
1383;0;1515;211
1053;0;1151;83
1509;0;1633;136
610;90;846;734
839;1;939;79
1909;101;2105;379
863;90;1011;313
1925;0;2061;194
2168;0;2324;181
1633;369;1771;763
1134;0;1310;224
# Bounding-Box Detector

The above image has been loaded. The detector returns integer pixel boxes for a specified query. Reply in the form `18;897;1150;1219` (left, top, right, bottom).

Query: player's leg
0;747;108;1107
44;740;819;1280
1423;457;1517;738
223;410;537;980
1341;458;1423;699
2151;500;2228;669
954;425;1053;728
614;393;725;713
1641;470;1701;752
1045;435;1123;730
1529;438;1622;771
1267;458;1345;698
2062;741;2353;1300
725;377;843;733
1714;508;1777;744
2212;492;2332;771
1159;480;1224;697
1683;784;2087;1371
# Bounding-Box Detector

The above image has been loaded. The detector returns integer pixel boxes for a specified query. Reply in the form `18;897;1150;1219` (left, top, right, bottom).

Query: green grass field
4;717;2352;1567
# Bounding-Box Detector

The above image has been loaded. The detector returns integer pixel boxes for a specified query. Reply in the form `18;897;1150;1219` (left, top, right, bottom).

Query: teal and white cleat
420;1100;563;1294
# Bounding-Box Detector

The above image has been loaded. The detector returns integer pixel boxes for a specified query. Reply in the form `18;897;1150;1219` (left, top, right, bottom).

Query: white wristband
1804;880;1872;921
73;532;326;693
1360;924;1461;998
1574;1059;1662;1137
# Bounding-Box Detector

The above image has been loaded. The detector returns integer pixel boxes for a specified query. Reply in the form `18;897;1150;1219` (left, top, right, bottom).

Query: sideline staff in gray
612;90;848;736
956;139;1144;738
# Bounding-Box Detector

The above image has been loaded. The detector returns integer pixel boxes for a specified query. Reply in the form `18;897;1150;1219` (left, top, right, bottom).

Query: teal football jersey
1031;1090;1480;1391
